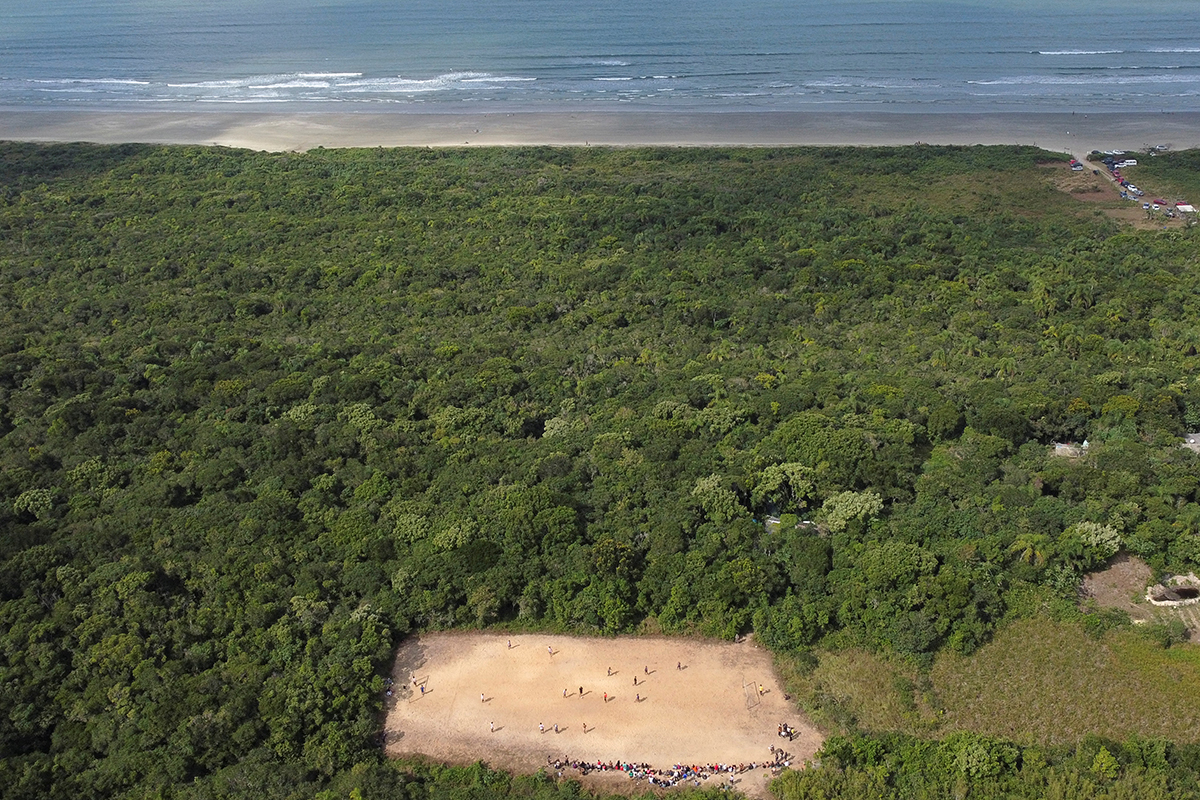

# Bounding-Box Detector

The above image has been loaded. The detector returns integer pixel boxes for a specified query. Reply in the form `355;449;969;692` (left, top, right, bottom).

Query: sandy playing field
384;633;820;796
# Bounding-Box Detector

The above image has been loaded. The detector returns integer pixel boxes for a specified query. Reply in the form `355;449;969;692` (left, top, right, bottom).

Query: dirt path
384;632;821;797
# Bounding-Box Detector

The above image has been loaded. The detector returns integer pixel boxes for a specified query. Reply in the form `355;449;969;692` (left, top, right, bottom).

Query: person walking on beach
632;676;637;686
758;684;765;696
578;686;583;697
548;645;553;657
677;661;681;671
607;667;611;676
481;692;485;703
644;666;648;675
419;685;425;696
563;688;567;698
540;723;545;734
490;721;494;733
554;723;559;733
603;692;608;703
507;639;511;649
636;692;640;702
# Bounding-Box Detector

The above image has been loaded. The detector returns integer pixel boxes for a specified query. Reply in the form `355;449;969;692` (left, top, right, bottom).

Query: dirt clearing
385;633;820;796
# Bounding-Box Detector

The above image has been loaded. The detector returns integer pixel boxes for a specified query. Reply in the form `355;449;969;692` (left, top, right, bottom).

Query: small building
1052;441;1088;458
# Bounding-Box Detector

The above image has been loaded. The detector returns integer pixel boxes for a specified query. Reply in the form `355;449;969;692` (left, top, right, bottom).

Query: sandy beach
2;109;1199;158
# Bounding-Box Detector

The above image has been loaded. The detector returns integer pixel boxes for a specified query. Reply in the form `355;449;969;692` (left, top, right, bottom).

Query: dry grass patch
931;618;1200;745
798;649;940;736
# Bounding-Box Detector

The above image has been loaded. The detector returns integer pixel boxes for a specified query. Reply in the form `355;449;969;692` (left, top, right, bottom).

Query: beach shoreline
2;108;1199;157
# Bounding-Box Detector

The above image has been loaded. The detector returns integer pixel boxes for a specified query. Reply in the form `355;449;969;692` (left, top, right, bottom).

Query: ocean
2;0;1198;113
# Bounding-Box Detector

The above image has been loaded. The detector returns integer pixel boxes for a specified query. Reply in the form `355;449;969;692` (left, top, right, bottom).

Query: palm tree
1009;533;1050;567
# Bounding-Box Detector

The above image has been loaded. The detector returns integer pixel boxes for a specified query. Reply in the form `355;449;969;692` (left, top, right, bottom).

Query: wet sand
2;109;1198;157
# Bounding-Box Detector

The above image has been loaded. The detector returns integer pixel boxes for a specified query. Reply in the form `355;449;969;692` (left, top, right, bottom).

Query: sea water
2;0;1197;113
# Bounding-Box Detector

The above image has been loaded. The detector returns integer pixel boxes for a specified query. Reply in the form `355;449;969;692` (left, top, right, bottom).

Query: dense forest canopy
2;141;1200;799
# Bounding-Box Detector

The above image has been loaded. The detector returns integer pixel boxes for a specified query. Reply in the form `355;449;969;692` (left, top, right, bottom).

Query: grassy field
789;618;1200;745
933;619;1200;744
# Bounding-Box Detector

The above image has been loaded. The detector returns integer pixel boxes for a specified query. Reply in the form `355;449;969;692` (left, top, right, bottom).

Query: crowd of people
546;742;796;788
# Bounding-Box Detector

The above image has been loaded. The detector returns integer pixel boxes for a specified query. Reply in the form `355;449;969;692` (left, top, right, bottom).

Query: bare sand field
385;633;819;796
3;109;1199;157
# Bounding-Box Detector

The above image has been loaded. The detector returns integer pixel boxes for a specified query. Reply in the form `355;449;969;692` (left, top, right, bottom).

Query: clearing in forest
384;633;821;796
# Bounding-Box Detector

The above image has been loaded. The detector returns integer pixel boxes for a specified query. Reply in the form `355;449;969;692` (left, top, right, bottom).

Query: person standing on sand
481;692;485;703
490;721;494;733
677;662;681;670
563;688;567;698
603;692;607;703
540;723;545;734
554;723;559;733
548;645;553;656
607;667;611;676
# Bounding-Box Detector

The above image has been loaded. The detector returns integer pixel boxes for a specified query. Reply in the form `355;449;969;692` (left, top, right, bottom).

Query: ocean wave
338;72;535;92
806;79;932;90
460;76;536;83
249;80;333;89
168;79;254;88
1147;47;1200;53
970;73;1200;86
594;76;634;81
171;72;361;89
31;78;151;85
1037;49;1123;55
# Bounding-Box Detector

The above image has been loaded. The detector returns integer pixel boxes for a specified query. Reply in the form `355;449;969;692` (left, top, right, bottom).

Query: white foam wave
249;80;331;89
460;76;537;83
806;79;923;89
171;72;360;89
1147;47;1200;53
338;72;533;93
970;73;1200;86
168;79;252;88
32;78;151;85
595;76;633;81
1038;49;1122;55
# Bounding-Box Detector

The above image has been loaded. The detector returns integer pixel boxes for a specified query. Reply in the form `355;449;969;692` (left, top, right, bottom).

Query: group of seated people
548;753;789;787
